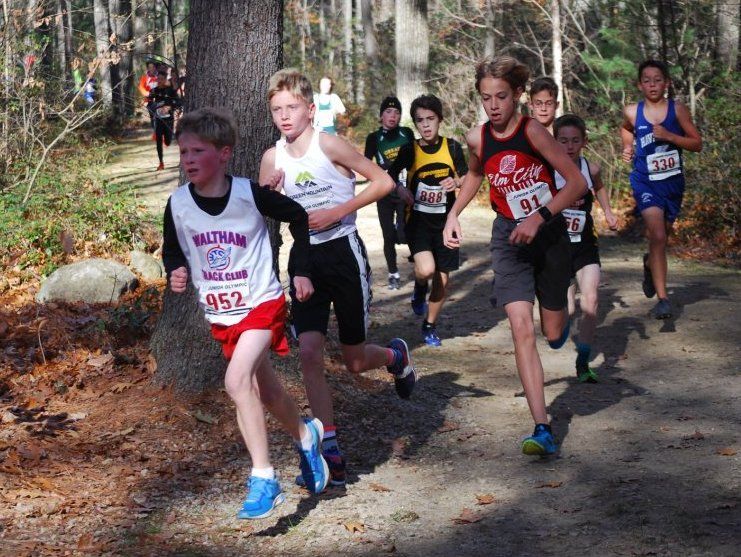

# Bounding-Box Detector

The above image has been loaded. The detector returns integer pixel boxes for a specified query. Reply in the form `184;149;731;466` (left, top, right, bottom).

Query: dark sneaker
237;476;284;519
576;362;598;383
422;325;442;347
388;275;401;290
642;253;656;298
651;298;673;319
521;424;557;456
296;418;329;494
387;338;417;399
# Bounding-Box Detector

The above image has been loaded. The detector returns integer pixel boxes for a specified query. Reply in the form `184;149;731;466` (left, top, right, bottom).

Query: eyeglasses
532;100;555;108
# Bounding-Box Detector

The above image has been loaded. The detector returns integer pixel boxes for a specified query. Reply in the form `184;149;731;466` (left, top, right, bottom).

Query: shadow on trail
369;239;507;352
656;281;729;333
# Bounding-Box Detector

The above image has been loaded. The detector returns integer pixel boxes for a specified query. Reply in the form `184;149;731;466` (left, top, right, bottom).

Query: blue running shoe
237;476;285;519
296;449;346;487
297;418;329;494
548;320;570;350
422;325;442;347
387;338;417;399
521;424;557;456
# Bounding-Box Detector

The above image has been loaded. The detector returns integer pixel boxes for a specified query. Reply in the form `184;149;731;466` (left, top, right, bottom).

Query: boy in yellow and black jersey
389;94;467;346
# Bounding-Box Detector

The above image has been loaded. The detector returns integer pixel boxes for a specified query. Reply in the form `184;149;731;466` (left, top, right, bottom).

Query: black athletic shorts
490;214;571;311
406;217;460;273
568;234;601;276
288;231;371;346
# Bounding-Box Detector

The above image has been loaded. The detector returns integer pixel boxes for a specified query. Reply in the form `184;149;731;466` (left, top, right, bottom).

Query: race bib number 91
646;149;681;181
506;181;553;221
414;182;447;214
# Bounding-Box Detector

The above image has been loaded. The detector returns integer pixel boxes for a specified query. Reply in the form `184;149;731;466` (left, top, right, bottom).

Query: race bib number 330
646;149;681;181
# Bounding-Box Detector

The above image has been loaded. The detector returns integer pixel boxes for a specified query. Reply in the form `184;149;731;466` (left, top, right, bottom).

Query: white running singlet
169;177;283;326
275;130;357;244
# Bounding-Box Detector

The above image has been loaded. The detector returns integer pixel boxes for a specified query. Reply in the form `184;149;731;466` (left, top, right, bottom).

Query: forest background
0;0;738;281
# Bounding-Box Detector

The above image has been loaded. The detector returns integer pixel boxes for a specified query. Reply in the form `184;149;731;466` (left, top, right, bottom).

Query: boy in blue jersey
621;60;702;319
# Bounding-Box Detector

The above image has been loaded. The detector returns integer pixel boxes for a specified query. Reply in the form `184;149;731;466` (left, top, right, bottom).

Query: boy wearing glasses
528;77;559;134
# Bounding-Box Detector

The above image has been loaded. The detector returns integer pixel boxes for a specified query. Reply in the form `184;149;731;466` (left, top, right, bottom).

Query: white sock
389;272;400;279
251;466;275;480
299;421;315;451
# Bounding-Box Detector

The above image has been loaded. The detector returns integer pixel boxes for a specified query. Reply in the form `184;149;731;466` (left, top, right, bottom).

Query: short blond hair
475;56;530;93
175;107;237;148
267;68;313;105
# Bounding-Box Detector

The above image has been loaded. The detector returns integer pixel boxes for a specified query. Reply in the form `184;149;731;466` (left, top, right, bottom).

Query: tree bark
55;0;66;78
354;0;365;105
109;0;134;117
343;0;354;102
93;0;113;107
150;0;283;392
551;0;563;117
395;0;428;118
360;0;379;101
716;0;739;71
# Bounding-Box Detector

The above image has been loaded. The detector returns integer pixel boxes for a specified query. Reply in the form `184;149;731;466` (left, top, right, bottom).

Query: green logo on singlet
295;171;314;184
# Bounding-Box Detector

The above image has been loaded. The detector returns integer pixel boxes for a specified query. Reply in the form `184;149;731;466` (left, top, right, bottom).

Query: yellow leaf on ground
343;520;365;533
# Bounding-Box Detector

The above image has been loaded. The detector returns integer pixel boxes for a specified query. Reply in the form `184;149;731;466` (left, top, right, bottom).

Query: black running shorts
406;217;460;273
289;232;371;346
490;215;571;311
569;234;601;276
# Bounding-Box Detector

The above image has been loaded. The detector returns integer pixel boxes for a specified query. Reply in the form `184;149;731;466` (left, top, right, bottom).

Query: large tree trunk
360;0;379;101
354;0;364;105
551;0;564;116
716;0;739;71
150;0;283;391
93;0;113;107
395;0;428;118
55;0;66;79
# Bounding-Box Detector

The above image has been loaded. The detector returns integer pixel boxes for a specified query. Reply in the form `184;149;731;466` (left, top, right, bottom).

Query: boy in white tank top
163;108;330;519
259;69;418;487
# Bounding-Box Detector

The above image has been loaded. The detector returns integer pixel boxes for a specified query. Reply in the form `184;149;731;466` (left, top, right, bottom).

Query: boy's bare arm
443;126;484;248
590;161;618;230
258;147;284;191
653;101;702;152
621;104;636;163
309;134;393;230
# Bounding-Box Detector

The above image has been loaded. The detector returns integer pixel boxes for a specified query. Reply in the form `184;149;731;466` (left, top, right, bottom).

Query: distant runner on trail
443;56;587;457
621;59;702;319
312;76;346;135
146;69;181;171
364;96;414;289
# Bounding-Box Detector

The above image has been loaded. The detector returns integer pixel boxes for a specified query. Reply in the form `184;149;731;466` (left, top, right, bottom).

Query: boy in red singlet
443;56;587;456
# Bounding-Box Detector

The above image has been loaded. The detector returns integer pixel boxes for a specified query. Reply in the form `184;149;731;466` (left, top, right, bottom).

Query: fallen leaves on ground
476;494;495;505
436;420;460;433
369;482;391;492
343;520;365;533
716;447;737;456
452;508;483;524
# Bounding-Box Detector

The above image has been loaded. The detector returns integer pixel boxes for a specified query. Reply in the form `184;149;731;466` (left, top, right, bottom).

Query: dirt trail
2;138;738;556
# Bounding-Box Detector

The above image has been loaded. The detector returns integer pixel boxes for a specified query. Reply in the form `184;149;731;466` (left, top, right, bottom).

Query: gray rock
36;259;138;304
129;250;164;279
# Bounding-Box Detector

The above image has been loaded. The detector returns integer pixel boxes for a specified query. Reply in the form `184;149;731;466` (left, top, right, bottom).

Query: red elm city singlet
480;116;557;222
